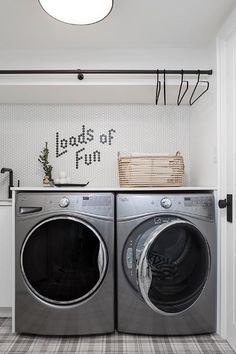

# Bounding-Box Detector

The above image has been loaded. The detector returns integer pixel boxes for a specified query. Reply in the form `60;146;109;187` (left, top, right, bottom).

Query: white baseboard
0;307;11;317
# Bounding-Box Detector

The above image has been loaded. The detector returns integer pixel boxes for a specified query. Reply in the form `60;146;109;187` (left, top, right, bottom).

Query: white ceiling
0;0;235;51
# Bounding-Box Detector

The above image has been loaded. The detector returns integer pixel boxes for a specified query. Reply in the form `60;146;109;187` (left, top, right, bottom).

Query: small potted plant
38;142;53;186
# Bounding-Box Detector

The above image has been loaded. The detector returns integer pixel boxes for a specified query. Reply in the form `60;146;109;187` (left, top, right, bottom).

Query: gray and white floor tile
0;318;235;354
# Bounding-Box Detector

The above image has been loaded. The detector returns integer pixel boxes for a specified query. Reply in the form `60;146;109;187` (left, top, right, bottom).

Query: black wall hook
77;69;84;80
189;70;209;105
177;70;189;105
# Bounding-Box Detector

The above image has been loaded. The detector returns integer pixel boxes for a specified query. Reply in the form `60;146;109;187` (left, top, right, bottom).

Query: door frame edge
216;10;236;337
216;36;227;338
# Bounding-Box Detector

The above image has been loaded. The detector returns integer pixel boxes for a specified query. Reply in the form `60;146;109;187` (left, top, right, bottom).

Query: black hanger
177;70;189;105
163;69;166;105
155;69;161;105
189;70;209;105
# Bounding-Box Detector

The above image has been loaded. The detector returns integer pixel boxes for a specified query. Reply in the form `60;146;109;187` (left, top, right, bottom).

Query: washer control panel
160;197;172;209
59;197;70;208
16;192;114;218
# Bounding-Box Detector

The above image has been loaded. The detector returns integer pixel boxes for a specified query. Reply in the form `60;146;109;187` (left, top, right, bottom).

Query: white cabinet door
0;204;12;310
225;31;236;351
218;28;236;351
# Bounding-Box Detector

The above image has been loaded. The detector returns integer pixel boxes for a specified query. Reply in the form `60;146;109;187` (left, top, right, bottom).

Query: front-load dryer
15;192;114;335
116;193;217;335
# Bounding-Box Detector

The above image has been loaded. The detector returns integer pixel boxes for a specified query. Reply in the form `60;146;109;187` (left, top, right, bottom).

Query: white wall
0;104;190;199
189;42;217;187
0;46;216;197
0;48;212;70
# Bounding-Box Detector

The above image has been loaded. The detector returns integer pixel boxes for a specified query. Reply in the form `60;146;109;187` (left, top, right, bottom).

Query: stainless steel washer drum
21;216;107;306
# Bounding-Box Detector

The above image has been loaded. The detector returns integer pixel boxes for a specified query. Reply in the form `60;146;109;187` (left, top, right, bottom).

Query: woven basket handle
176;151;181;156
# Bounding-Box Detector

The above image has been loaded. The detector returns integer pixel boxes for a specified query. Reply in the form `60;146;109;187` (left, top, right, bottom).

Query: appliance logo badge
154;217;162;225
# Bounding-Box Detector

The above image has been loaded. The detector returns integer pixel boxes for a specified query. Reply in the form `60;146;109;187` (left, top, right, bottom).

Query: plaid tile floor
0;318;235;354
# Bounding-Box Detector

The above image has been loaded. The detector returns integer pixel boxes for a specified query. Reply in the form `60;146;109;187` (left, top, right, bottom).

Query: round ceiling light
38;0;113;25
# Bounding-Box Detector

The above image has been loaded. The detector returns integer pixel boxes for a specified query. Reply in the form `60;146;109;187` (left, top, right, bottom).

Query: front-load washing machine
15;192;114;335
116;193;217;335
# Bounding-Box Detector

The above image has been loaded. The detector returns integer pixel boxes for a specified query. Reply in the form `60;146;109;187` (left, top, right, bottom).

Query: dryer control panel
184;196;212;207
117;193;215;220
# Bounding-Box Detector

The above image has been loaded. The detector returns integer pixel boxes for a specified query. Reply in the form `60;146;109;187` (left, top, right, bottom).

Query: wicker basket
118;151;184;187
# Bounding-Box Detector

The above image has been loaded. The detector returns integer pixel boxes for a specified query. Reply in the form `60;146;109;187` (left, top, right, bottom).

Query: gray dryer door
136;220;210;314
21;216;107;306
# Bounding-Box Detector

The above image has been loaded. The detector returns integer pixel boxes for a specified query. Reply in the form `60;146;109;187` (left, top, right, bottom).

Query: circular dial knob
160;197;172;209
59;197;70;208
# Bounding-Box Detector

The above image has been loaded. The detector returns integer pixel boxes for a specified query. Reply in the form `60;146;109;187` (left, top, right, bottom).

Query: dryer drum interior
137;220;210;314
21;216;107;305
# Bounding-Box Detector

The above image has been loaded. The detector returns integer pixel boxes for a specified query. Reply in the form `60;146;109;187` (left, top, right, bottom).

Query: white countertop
12;186;217;192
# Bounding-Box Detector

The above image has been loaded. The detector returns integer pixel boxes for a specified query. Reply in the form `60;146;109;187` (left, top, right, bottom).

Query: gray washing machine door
21;216;107;306
125;218;210;315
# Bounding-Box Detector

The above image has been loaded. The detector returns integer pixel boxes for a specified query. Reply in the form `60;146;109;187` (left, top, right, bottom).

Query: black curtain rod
0;69;213;77
0;68;212;105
